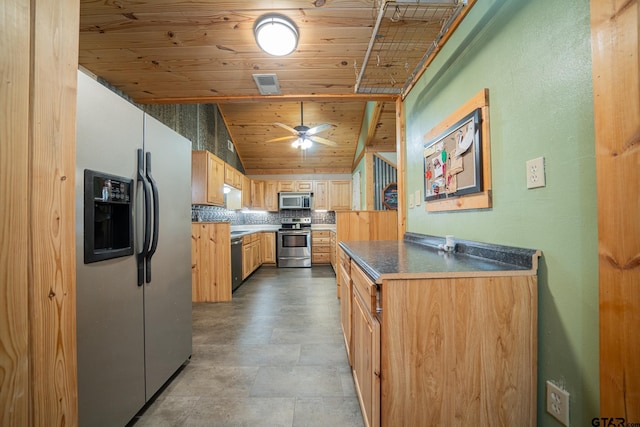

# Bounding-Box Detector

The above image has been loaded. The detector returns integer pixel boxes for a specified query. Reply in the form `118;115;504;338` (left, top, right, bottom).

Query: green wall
402;0;598;425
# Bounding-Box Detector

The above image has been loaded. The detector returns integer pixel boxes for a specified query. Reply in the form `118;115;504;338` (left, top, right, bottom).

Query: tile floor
131;265;364;427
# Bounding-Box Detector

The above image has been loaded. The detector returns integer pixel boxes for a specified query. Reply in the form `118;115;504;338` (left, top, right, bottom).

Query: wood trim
29;0;80;424
396;97;406;239
591;0;640;418
365;102;384;147
365;152;374;210
424;89;492;212
1;0;31;424
372;153;397;168
136;93;399;105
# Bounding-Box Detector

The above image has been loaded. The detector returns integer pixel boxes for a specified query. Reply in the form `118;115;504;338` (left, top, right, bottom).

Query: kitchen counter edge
339;233;541;284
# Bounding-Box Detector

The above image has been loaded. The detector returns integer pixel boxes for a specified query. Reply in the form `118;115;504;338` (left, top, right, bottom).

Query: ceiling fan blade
266;135;298;143
273;122;299;135
305;123;334;136
308;135;338;147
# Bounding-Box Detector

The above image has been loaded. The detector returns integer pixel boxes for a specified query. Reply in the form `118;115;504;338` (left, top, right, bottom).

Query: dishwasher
231;237;243;292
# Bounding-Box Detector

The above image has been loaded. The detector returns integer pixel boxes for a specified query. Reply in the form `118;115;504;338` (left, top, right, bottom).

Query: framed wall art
422;89;492;212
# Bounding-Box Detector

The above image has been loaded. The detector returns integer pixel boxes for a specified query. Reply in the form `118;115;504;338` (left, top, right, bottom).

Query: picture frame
423;108;482;202
382;182;398;210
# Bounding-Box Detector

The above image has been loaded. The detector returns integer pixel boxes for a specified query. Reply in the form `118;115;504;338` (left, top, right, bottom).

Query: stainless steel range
277;217;312;267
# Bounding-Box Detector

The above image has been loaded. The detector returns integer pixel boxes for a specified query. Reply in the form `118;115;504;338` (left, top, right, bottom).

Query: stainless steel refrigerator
75;70;192;427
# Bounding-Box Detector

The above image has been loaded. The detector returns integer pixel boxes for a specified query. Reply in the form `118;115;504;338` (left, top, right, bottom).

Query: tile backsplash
192;205;335;225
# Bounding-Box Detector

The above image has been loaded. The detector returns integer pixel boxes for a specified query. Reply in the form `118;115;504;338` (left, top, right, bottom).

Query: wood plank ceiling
78;0;468;174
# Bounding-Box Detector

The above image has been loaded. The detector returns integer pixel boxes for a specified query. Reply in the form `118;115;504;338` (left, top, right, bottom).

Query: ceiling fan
266;102;338;149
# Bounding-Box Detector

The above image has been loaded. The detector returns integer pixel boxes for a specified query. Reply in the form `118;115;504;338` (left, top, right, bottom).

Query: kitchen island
339;233;540;427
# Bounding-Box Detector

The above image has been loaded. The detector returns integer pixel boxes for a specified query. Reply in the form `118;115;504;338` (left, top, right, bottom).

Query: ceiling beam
365;101;384;147
135;93;399;105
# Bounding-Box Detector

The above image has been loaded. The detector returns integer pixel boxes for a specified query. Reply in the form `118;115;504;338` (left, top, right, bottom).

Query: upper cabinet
192;150;225;206
224;164;243;189
241;175;251;208
278;180;313;192
264;181;279;212
313;180;329;210
329;180;352;211
251;179;265;209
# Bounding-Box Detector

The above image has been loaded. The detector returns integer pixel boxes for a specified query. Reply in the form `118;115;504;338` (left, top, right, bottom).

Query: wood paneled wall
591;0;640;419
1;0;79;424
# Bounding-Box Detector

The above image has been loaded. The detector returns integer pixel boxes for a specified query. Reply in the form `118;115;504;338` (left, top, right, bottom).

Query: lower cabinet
350;261;380;427
191;222;231;302
339;248;352;364
261;232;276;264
340;248;538;427
311;230;331;264
242;233;262;279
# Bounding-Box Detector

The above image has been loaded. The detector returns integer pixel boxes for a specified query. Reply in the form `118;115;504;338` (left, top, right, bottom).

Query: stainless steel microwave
279;192;312;210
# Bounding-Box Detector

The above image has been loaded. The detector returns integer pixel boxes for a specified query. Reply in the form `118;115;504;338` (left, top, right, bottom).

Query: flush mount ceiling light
254;14;299;56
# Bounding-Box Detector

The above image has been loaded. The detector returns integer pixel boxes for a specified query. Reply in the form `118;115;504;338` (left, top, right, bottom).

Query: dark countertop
340;235;540;284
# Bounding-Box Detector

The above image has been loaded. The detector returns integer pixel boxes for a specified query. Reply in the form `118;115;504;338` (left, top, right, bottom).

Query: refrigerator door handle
145;151;160;284
137;148;152;286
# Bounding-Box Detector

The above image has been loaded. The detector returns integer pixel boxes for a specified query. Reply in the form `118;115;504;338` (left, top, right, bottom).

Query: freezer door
142;113;193;399
75;70;146;427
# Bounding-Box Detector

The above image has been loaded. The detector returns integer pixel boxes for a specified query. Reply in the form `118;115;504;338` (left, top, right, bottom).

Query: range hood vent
252;74;281;95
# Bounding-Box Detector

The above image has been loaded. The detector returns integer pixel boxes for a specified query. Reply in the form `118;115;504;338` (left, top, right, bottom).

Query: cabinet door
252;240;261;271
242;243;252;279
261;232;276;263
313;180;329;210
277;180;295;192
264;181;278;211
191;151;224;206
242;175;251;208
339;263;352;365
329;180;352;211
296;180;313;192
251;179;265;209
207;153;225;205
352;292;380;427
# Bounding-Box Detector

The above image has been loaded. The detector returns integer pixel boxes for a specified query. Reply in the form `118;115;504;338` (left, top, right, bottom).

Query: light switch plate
415;190;421;206
526;156;546;189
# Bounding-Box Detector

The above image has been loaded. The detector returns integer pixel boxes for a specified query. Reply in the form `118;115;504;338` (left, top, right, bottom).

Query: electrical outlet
526;156;545;189
546;380;570;426
408;193;414;209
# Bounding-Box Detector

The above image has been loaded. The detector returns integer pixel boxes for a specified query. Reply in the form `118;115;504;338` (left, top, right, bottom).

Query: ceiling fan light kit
254;14;299;56
266;102;339;150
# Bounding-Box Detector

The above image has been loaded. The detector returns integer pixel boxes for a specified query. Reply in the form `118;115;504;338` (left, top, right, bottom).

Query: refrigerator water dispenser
83;169;134;263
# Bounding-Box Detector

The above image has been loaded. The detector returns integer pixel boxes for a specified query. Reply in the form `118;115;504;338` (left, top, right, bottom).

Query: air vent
252;74;281;95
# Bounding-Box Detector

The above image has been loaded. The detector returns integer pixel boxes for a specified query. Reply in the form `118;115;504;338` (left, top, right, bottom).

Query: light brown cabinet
264;181;279;211
241;175;251;208
350;263;380;427
335;211;398;297
313;180;329;210
339;247;538;427
278;180;313;193
224;163;242;189
242;233;261;279
191;222;231;302
192;150;225;206
261;232;276;264
311;230;331;264
329;180;351;211
339;248;352;364
251;179;265;209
